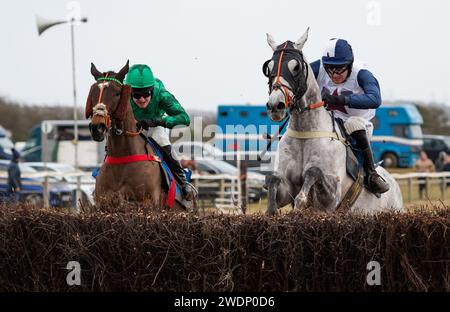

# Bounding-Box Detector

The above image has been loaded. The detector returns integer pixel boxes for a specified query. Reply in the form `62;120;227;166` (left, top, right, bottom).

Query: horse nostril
98;124;106;132
90;123;106;133
277;102;285;110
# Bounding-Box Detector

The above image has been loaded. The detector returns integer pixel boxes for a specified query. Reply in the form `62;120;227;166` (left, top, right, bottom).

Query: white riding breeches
344;116;373;139
146;126;171;147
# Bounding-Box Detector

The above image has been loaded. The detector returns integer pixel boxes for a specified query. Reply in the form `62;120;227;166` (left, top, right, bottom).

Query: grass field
198;166;450;215
243;197;450;215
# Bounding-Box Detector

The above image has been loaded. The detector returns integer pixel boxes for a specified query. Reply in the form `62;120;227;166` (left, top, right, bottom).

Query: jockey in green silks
125;64;194;201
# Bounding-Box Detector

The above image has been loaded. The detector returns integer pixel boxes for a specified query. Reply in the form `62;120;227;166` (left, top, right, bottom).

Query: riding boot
162;145;195;201
351;130;390;194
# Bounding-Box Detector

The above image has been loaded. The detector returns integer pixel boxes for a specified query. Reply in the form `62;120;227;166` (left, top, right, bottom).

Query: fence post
407;177;412;203
240;160;248;215
75;176;81;213
425;176;430;199
43;175;49;208
219;177;225;198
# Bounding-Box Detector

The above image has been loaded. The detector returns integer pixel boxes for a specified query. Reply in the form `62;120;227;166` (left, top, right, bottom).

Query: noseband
263;41;310;112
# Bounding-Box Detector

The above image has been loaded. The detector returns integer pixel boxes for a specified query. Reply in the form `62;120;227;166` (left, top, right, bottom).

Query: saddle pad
144;136;180;208
146;138;195;209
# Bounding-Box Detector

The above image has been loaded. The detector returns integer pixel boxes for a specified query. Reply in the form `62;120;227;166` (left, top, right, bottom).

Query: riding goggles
132;87;153;99
324;64;349;75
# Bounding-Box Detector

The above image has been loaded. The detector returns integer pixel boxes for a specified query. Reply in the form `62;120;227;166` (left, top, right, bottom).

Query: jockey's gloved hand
136;119;165;130
323;94;347;107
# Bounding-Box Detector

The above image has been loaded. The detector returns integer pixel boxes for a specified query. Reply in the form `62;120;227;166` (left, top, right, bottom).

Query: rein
298;100;325;113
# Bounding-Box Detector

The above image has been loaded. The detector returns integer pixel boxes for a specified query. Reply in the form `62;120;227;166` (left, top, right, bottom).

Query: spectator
441;152;450;172
414;150;435;199
435;151;448;172
441;153;450;190
179;156;198;182
180;156;198;174
6;148;21;202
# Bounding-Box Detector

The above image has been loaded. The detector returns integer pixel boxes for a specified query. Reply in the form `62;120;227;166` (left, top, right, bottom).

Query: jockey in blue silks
310;38;389;194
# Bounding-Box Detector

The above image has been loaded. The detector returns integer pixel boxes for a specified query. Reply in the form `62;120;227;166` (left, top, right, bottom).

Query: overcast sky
0;0;449;112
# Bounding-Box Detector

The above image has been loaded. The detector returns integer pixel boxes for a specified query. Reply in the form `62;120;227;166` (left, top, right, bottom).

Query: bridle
92;74;141;137
263;41;324;113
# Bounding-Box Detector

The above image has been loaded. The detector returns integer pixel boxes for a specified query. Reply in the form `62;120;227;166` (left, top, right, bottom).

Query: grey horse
263;29;404;215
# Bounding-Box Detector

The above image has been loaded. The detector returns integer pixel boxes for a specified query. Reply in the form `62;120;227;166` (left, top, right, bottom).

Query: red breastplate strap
105;154;161;165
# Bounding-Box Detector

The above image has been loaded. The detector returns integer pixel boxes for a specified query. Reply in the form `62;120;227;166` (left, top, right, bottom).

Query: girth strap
336;168;364;213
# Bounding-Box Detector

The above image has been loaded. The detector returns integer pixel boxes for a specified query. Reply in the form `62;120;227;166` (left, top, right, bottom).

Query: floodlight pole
37;15;87;210
70;19;81;210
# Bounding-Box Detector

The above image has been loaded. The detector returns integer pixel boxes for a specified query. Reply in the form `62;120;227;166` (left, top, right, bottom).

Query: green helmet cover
125;64;155;88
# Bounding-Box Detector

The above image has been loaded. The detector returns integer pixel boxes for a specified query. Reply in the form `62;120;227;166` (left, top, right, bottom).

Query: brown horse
85;61;184;211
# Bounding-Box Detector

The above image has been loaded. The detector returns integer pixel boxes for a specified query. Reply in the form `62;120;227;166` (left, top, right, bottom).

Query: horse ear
91;63;102;80
116;60;130;82
266;33;278;51
115;84;131;122
85;85;94;119
295;27;309;51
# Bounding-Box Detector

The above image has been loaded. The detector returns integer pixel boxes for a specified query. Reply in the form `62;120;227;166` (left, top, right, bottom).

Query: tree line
0;96;449;142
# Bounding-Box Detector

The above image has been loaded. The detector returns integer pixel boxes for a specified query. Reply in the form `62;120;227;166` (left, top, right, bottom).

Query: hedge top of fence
0;203;449;292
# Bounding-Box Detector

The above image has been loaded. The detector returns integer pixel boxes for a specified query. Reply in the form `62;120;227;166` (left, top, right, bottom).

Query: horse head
85;61;131;142
263;28;310;122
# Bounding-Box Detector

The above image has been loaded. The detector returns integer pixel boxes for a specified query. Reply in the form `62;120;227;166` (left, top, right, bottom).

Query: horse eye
288;60;299;73
115;92;121;97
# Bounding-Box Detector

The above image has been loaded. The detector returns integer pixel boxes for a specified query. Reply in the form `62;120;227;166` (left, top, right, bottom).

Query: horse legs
265;173;293;216
294;167;339;211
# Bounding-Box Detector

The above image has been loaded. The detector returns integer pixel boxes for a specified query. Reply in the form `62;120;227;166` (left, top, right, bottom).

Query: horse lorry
21;120;105;169
215;103;423;171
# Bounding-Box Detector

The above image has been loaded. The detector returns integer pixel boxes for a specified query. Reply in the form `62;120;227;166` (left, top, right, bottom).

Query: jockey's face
133;96;151;109
132;88;152;109
325;65;349;85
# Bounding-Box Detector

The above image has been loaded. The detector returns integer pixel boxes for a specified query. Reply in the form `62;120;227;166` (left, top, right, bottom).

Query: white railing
1;170;243;213
0;170;95;211
0;171;90;179
190;171;450;210
3;170;448;210
391;171;450;203
190;174;243;214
